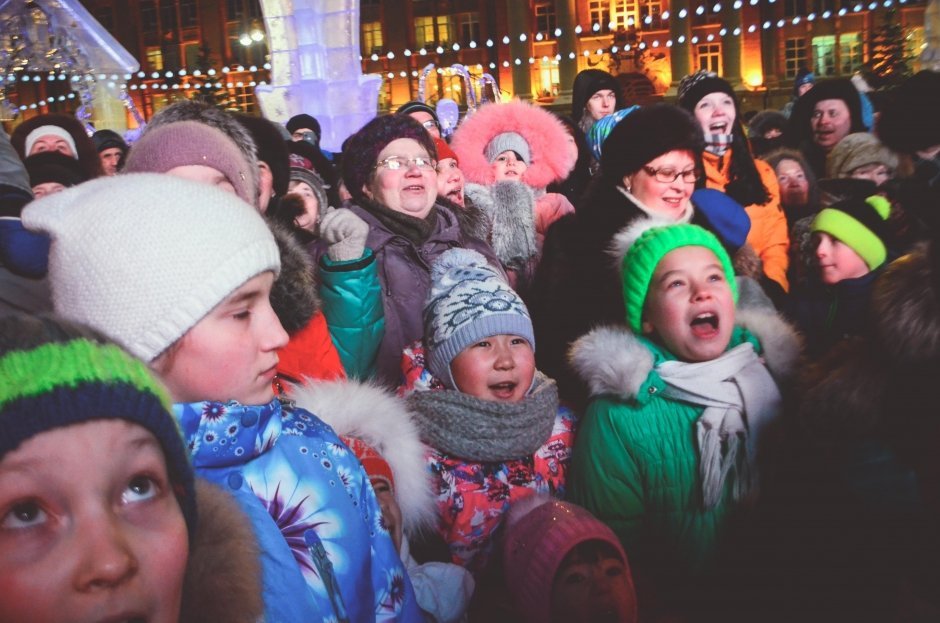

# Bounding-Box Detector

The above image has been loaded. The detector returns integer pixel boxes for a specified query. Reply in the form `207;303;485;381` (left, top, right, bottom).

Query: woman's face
363;138;437;219
775;158;810;208
624;150;696;220
693;92;737;135
585;89;617;121
491;150;528;182
850;163;892;187
288;180;321;232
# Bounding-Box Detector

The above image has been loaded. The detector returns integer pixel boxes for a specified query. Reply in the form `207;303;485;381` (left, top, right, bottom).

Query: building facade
2;0;928;129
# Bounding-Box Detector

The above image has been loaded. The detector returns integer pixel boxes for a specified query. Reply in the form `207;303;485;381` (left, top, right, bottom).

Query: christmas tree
865;8;914;89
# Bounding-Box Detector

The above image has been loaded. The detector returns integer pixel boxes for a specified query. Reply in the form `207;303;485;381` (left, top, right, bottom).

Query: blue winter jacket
174;397;422;623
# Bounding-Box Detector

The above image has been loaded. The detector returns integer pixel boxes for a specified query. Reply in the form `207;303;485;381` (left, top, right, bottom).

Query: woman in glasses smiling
312;115;502;387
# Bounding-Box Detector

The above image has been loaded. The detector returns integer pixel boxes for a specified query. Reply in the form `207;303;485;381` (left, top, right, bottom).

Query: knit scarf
407;372;559;462
656;342;781;509
364;199;438;246
705;133;734;157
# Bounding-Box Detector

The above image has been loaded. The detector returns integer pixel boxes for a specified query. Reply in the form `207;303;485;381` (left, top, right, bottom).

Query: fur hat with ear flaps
450;99;577;189
288;380;437;536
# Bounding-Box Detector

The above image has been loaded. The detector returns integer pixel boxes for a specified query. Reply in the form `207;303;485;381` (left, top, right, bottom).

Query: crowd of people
1;65;938;623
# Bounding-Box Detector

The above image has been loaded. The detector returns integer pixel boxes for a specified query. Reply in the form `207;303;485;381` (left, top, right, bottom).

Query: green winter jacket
568;309;799;601
319;250;385;380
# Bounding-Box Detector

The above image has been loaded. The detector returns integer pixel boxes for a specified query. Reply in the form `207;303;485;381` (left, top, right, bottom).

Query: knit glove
320;207;369;262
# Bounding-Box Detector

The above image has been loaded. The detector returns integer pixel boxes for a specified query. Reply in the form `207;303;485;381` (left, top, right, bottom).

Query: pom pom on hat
0;314;197;537
423;248;534;388
811;194;892;271
616;220;739;333
21;173;281;363
502;495;636;623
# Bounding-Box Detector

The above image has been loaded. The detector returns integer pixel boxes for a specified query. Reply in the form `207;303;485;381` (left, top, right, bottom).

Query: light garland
357;0;912;69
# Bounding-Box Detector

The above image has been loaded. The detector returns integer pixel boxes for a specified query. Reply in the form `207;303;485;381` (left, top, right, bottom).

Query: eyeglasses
374;156;437;171
642;165;700;184
420;119;441;131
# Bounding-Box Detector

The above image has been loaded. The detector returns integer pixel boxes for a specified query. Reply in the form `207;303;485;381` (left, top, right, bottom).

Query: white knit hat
24;125;79;159
21;173;281;362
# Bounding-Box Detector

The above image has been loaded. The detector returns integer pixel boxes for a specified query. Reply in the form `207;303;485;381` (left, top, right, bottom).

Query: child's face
156;272;289;406
491;151;528;181
0;420;188;623
450;334;535;402
642;246;735;363
287;180;321;232
815;232;870;284
550;542;637;623
371;479;403;554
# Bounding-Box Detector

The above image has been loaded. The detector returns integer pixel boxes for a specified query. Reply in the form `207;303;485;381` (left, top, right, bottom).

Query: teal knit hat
0;315;197;536
621;222;739;333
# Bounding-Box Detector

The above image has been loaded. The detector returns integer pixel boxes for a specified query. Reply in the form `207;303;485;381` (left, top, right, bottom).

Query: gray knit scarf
705;132;734;157
407;372;559;462
657;342;781;509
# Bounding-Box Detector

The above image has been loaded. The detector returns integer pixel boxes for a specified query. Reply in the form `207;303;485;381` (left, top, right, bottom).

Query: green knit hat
0;316;197;536
621;222;739;333
811;195;892;271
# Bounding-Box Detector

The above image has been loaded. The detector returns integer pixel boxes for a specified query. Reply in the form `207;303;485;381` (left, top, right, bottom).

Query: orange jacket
702;150;790;291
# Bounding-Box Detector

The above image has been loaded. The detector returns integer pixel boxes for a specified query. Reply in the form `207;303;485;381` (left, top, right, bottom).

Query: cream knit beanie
21;173;281;362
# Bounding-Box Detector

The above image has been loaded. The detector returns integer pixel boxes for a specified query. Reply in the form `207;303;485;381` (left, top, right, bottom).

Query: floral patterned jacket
173;398;422;623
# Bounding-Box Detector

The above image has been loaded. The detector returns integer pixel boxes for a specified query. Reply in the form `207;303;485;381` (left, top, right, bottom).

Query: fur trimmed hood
569;309;802;400
288;379;438;536
180;479;263;623
267;219;320;334
451;100;576;189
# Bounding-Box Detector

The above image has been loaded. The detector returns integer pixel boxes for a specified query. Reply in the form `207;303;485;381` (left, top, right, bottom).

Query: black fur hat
599;104;703;182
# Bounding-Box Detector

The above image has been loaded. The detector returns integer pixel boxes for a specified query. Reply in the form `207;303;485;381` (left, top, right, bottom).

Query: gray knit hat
825;132;899;179
289;166;329;212
423;248;534;388
484;131;531;165
21;173;280;363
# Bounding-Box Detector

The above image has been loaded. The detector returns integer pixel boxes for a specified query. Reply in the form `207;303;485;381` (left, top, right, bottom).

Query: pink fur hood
450;99;577;189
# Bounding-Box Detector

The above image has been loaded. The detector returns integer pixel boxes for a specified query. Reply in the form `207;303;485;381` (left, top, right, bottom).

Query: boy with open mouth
398;248;576;578
568;220;800;619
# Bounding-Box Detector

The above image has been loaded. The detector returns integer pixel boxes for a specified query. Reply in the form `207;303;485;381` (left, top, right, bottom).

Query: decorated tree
865;8;914;89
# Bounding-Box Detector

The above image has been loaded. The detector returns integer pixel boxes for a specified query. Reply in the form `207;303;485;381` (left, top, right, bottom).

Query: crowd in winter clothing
1;65;939;623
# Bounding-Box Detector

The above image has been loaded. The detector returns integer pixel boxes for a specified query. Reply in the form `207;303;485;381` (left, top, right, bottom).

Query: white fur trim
607;213;680;268
735;308;802;382
568;325;654;400
288;379;437;535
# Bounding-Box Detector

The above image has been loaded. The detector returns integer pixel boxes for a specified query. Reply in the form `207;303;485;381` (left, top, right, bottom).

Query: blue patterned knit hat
423;249;535;388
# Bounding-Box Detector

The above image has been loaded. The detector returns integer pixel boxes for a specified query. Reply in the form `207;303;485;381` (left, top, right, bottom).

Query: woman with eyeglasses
312;114;501;386
529;104;706;409
678;71;790;294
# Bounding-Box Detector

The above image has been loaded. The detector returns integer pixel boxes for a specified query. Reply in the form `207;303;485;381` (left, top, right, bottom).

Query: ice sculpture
255;0;381;152
0;0;140;126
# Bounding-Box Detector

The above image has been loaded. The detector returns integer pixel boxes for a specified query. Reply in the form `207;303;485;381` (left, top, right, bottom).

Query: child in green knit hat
789;194;893;357
567;219;800;618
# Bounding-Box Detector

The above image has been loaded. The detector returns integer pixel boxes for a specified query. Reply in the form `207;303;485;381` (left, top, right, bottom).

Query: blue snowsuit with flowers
174;397;422;623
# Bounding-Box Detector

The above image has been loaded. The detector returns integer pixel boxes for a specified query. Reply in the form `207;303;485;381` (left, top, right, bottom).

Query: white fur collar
568;308;801;400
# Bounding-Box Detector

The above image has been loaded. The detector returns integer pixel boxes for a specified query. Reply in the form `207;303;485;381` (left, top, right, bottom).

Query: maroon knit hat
123;120;256;205
341;115;437;203
503;496;636;623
